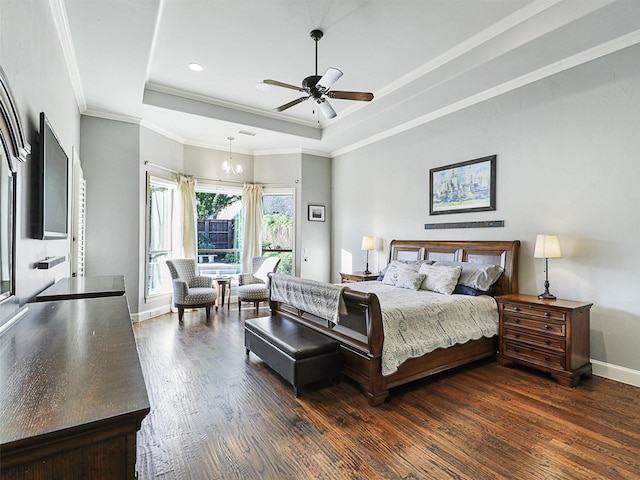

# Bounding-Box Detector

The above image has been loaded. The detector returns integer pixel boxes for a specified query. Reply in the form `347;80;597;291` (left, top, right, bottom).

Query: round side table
214;278;232;309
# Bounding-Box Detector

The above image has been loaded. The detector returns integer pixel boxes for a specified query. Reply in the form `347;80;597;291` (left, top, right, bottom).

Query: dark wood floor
134;306;640;480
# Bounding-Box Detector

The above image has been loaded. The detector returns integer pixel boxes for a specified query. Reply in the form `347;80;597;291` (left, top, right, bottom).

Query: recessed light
188;63;204;72
255;82;271;91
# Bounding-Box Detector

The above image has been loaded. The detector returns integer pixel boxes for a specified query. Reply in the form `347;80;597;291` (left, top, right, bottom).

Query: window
262;190;294;275
146;174;175;297
146;178;295;293
196;184;243;276
195;185;294;276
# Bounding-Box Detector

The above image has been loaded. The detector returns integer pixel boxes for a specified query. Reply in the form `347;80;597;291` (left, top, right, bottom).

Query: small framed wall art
308;204;325;222
430;155;496;215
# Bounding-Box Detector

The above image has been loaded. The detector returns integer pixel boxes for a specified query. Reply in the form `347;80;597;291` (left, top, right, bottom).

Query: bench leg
293;385;299;397
178;307;184;322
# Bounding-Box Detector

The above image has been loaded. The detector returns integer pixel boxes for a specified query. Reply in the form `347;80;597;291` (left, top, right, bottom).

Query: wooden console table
0;296;149;479
35;274;126;302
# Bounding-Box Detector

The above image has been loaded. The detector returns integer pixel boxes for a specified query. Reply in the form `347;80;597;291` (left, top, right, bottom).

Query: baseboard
592;359;640;388
132;304;172;323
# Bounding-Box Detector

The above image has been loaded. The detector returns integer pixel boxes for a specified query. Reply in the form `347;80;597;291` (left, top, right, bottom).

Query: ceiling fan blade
263;79;305;92
327;91;374;101
316;68;343;92
316;98;337;119
274;96;309;112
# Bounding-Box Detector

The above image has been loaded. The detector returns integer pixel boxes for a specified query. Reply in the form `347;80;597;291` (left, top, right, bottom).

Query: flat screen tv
31;112;69;240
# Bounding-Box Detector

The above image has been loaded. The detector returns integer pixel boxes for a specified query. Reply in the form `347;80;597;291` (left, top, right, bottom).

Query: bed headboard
388;239;520;296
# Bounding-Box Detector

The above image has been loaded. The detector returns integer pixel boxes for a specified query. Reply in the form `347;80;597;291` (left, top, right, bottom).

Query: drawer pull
514;334;520;338
514;319;520;324
545;340;551;345
514;348;520;353
513;306;520;312
545;356;550;361
544;324;551;330
544;312;551;317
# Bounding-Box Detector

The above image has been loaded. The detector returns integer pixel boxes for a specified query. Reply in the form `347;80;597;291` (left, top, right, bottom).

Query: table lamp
361;236;374;274
534;234;561;300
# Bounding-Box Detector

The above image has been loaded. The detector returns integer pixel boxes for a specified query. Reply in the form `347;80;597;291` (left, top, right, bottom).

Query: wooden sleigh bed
269;239;520;405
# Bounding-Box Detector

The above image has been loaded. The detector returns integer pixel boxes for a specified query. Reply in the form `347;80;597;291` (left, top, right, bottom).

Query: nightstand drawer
501;302;566;322
503;341;565;369
502;327;565;352
502;314;565;336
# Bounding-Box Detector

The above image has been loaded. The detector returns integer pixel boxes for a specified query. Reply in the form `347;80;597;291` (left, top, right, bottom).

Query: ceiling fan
263;29;374;119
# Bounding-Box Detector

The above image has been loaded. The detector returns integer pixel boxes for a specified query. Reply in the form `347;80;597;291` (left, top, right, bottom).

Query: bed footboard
270;287;390;404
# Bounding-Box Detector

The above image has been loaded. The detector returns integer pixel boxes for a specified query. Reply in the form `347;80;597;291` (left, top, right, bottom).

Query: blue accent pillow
453;284;495;296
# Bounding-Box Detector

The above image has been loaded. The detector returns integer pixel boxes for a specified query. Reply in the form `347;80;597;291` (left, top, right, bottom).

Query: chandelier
222;136;243;175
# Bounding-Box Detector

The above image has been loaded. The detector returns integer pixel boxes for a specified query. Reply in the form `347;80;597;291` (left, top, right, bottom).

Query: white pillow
395;270;426;291
418;264;462;295
382;261;421;286
434;261;504;291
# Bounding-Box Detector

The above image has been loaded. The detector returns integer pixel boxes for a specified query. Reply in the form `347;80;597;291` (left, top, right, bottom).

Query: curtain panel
178;175;198;260
242;183;263;272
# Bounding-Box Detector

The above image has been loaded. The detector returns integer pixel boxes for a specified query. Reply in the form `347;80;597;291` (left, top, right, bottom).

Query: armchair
166;259;218;322
237;256;281;314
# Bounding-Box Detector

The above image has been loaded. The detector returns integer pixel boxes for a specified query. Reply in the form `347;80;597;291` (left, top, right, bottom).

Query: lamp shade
534;234;561;258
361;236;374;251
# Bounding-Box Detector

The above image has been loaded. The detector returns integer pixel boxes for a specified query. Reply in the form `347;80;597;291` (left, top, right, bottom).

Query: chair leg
254;301;259;314
205;306;211;319
178;306;184;322
238;299;242;312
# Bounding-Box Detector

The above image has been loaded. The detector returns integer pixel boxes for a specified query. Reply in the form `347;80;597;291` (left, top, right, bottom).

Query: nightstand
496;294;593;387
340;272;379;283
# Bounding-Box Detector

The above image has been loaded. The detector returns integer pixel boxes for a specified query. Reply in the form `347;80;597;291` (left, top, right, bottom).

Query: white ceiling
58;0;640;156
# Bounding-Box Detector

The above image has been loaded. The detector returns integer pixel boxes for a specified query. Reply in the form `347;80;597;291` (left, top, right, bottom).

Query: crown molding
332;28;640;158
82;108;142;125
373;0;562;102
253;148;331;158
144;82;320;129
48;0;86;112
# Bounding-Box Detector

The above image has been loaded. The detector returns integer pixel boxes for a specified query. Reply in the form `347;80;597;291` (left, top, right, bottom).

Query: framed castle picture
430;155;496;215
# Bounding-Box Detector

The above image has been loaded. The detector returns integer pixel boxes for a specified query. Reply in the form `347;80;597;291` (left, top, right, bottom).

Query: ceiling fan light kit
263;29;374;119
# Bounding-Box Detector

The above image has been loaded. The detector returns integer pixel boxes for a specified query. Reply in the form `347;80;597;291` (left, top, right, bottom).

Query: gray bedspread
348;281;499;376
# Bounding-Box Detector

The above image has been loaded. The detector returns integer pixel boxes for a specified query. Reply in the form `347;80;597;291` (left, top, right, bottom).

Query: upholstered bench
244;316;340;397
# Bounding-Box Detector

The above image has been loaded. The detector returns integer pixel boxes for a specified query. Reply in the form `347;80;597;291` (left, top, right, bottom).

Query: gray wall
332;44;640;379
0;0;80;304
300;153;331;281
184;143;254;181
80;116;141;311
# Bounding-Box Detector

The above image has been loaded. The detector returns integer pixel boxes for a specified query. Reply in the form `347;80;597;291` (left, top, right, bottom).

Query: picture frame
307;204;325;222
429;155;496;215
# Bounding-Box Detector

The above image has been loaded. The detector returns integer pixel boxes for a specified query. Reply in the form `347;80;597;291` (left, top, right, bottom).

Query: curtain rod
144;160;280;185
